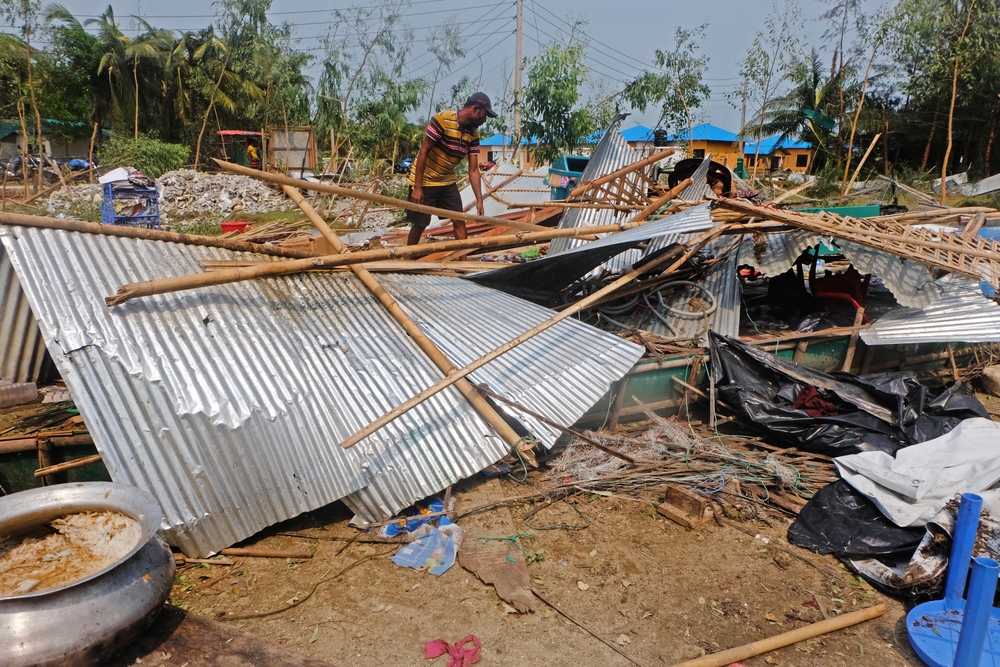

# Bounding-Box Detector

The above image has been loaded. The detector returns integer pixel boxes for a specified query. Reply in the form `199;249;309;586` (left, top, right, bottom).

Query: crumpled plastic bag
391;522;464;576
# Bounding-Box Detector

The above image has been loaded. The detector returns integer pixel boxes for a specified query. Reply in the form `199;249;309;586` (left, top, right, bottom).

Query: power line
526;7;648;79
69;0;461;20
531;3;651;72
402;1;511;77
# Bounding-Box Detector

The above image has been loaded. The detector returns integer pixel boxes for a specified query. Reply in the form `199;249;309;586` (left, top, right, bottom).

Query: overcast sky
16;0;882;134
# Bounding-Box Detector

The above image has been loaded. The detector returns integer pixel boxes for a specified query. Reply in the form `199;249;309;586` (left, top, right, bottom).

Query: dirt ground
167;475;925;667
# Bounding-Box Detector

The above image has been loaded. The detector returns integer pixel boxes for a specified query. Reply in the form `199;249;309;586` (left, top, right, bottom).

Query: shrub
98;135;190;178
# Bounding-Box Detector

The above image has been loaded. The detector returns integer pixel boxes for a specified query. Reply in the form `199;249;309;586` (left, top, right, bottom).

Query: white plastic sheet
835;418;1000;528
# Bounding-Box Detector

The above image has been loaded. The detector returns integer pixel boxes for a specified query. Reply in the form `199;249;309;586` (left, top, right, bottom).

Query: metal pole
513;0;523;161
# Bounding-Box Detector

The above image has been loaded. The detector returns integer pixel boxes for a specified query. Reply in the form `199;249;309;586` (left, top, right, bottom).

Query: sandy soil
169;479;924;667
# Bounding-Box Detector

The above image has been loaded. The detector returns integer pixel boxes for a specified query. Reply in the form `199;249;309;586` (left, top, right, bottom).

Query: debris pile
157;169;294;219
45;169;294;223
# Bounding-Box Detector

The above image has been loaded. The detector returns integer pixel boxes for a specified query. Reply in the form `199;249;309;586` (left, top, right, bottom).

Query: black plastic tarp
787;480;926;557
708;332;988;457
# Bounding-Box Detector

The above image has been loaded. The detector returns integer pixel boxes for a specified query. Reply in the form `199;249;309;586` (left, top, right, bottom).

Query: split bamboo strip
105;220;676;306
0;211;318;259
338;226;728;449
282;184;522;448
669;605;886;667
214;159;551;234
715;198;1000;284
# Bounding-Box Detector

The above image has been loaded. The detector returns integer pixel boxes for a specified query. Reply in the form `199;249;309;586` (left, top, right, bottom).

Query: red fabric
792;386;838;417
425;636;482;667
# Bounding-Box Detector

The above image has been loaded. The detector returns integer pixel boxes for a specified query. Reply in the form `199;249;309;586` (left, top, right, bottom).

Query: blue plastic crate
102;182;160;229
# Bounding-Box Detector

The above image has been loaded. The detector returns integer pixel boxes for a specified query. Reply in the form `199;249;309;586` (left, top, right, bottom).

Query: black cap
465;92;498;117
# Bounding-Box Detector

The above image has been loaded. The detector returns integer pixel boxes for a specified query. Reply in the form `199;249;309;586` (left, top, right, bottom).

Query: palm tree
124;24;173;138
743;50;846;172
192;39;264;168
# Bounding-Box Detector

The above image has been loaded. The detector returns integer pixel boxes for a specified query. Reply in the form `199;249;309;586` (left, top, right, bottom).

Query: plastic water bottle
0;382;38;408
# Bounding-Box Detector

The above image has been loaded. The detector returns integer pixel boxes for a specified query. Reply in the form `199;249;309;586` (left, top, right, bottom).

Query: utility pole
513;0;523;163
739;76;747;161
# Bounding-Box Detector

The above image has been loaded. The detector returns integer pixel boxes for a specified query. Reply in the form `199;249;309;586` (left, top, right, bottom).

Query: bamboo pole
338;227;727;450
771;179;815;204
34;453;103;478
669;604;886;667
0;211;317;259
214;159;551;234
841;133;881;200
567;148;675;199
281;184;522;449
88;122;99;184
105;220;672;306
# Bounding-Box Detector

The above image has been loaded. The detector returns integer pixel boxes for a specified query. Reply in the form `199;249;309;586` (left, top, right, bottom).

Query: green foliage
98;134;189;177
622;24;711;137
520;42;595;164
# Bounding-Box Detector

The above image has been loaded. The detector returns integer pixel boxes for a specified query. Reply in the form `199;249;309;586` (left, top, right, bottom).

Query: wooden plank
105;605;337;667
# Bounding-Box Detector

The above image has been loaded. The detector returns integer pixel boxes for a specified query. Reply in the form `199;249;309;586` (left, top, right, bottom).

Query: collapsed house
4;115;1000;570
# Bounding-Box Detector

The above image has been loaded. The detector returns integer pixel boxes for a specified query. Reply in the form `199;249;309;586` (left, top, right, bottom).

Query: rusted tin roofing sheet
0;244;51;383
0;225;640;553
860;275;1000;345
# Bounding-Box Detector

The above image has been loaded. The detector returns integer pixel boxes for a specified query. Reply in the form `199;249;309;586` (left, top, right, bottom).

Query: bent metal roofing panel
0;225;641;556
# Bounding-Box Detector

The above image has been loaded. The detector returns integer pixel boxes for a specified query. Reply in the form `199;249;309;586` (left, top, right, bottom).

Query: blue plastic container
547;155;590;200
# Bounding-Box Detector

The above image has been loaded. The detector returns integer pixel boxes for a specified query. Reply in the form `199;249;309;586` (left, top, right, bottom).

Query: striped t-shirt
409;110;480;187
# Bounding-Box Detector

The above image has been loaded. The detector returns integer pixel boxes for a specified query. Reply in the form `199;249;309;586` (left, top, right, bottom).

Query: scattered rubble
46;169;295;224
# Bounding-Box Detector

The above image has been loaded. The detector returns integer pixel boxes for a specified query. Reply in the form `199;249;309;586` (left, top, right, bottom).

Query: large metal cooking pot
0;482;175;667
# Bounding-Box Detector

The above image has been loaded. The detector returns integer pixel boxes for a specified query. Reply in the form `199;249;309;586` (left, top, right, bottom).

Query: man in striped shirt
407;92;497;245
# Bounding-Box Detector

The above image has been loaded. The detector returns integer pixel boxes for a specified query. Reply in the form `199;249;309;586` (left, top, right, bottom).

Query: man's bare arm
411;134;436;203
468;152;484;216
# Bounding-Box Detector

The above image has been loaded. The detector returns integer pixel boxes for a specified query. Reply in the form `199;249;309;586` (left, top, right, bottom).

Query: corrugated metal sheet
634;236;743;343
0;225;641;554
861;275;1000;345
342;273;643;518
0;243;52;383
732;232;943;308
465;203;714;293
677;156;713;201
548;118;640;255
458;161;551;218
735;231;820;277
836;241;942;308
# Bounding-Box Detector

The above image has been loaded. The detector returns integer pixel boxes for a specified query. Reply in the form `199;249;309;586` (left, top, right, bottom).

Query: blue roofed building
742;136;814;173
663;123;742;168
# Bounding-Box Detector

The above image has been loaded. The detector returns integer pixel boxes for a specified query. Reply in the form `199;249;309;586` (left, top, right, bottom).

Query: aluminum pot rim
0;481;163;601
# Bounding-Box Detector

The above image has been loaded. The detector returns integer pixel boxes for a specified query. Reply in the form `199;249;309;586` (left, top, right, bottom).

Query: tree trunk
133;56;140;140
921;100;941;171
16;95;29;191
940;1;976;206
194;59;229;170
25;33;43;194
839;42;880;204
985;99;1000;177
